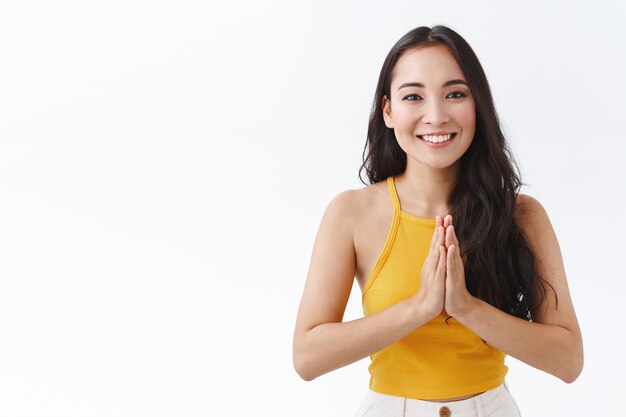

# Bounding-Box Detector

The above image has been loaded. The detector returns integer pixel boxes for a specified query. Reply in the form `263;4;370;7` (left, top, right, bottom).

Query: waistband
365;382;513;417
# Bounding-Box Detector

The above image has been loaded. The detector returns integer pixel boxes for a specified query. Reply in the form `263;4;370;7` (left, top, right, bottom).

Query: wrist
404;294;440;326
452;295;480;324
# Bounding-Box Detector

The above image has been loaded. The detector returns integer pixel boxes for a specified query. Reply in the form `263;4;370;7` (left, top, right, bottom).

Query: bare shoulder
514;193;551;235
514;193;564;304
325;187;361;216
319;188;360;240
325;180;387;226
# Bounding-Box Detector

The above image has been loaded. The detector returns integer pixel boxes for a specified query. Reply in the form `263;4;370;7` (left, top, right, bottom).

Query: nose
422;99;450;126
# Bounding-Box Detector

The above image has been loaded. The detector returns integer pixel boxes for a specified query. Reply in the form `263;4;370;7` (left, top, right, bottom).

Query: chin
411;156;458;169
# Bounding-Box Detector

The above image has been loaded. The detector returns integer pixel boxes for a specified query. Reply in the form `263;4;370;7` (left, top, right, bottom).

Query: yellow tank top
361;175;508;400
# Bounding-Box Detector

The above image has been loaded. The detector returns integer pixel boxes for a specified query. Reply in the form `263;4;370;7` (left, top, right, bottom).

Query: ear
382;95;394;128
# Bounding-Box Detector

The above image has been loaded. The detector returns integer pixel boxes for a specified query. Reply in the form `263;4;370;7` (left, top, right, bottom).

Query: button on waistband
439;406;451;417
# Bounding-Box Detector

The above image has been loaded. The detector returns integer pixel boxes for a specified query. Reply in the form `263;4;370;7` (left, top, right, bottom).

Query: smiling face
382;44;476;172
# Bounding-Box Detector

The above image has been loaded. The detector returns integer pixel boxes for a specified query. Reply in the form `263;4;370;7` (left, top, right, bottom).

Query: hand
410;215;447;320
442;215;475;317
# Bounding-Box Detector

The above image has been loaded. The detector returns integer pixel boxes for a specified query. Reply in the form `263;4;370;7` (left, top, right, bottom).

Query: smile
417;133;457;144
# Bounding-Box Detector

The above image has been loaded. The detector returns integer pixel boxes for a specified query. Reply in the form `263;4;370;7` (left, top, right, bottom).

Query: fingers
429;215;440;251
447;237;464;269
428;216;444;257
446;224;460;249
446;244;455;275
435;219;447;279
443;215;452;241
429;215;460;271
436;244;447;279
437;224;446;259
448;243;467;287
445;226;463;276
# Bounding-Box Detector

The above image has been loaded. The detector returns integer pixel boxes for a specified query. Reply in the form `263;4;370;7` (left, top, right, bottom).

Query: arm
450;195;584;383
292;191;442;381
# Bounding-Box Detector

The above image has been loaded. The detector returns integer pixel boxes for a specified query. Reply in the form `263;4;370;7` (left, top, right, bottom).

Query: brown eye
403;94;423;101
447;91;466;99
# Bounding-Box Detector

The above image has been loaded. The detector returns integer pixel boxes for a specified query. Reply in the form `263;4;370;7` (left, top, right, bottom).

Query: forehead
391;44;466;88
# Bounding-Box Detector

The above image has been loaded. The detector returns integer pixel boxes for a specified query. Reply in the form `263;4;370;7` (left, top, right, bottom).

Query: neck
395;160;460;216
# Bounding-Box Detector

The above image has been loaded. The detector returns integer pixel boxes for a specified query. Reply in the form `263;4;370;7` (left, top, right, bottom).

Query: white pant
354;382;522;417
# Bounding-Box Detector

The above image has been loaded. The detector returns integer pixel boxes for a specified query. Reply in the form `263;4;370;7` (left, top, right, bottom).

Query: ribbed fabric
361;175;507;400
355;382;521;417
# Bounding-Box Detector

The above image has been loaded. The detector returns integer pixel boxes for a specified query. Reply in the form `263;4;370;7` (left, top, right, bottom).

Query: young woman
292;25;583;417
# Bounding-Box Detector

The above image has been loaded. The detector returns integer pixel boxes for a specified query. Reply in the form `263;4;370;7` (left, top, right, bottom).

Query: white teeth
420;133;453;143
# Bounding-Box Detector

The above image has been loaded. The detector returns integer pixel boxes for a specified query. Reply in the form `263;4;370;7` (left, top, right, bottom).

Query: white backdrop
1;1;624;416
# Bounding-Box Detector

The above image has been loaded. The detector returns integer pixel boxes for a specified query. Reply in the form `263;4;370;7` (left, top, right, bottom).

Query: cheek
454;103;476;134
393;105;419;132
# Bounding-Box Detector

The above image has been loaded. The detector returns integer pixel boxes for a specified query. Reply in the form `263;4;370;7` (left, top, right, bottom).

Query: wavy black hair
358;25;556;320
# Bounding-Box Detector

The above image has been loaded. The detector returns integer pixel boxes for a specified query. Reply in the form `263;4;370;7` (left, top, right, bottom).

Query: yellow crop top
361;175;508;400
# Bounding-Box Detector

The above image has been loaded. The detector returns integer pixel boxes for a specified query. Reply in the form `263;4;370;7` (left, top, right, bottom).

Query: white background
1;1;624;416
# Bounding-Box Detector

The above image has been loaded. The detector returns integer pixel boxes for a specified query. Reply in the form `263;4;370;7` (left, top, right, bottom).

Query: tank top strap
362;176;402;297
386;175;401;213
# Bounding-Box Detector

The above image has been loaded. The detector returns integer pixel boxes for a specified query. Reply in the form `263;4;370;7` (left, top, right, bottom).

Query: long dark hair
358;25;556;320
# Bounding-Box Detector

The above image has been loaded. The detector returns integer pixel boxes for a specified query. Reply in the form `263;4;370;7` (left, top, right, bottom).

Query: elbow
560;357;583;384
294;363;316;382
292;338;319;382
560;367;582;384
293;352;318;382
559;342;584;384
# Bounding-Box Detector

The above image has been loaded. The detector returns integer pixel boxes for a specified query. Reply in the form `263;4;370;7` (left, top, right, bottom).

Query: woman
292;25;583;417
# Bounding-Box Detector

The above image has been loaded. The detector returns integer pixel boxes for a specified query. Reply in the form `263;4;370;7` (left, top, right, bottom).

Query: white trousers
354;381;522;417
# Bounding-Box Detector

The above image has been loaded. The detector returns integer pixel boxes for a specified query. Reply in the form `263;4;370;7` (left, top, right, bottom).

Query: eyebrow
398;79;469;90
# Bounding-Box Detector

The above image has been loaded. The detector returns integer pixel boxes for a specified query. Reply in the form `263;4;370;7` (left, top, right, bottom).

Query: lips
417;133;457;144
